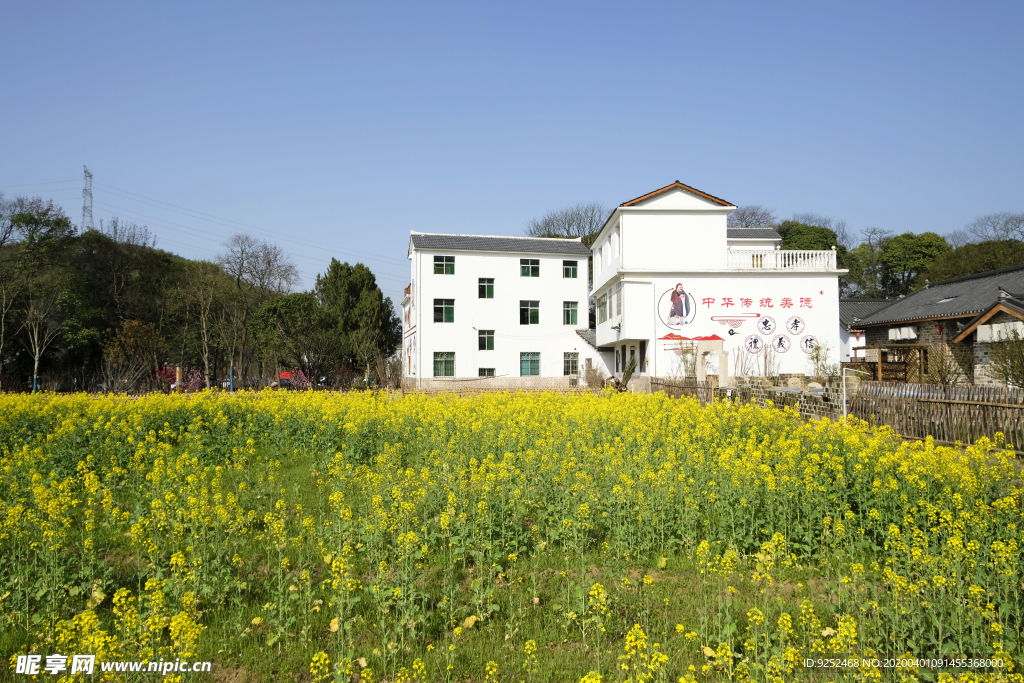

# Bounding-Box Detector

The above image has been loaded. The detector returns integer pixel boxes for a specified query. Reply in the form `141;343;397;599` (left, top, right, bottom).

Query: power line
0;179;79;189
93;181;412;268
92;200;410;287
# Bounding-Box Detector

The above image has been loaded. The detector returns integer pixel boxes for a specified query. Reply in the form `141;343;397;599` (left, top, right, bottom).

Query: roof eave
858;312;981;327
952;301;1024;343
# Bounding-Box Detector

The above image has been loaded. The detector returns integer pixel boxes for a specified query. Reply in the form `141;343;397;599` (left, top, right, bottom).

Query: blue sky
2;1;1022;303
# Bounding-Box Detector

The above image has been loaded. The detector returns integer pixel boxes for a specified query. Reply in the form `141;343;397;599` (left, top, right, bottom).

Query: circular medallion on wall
755;315;776;335
657;285;696;329
785;316;806;335
799;335;818;354
744;334;764;354
772;334;791;353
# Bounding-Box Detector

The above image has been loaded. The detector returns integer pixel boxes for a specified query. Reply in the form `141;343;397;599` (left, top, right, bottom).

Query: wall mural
658;284;696;328
658;332;724;353
653;284;829;372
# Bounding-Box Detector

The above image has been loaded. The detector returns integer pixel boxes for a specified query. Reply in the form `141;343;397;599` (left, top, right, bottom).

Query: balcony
726;248;838;271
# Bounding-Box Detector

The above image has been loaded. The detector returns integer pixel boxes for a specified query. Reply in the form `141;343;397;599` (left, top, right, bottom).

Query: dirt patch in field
211;664;247;683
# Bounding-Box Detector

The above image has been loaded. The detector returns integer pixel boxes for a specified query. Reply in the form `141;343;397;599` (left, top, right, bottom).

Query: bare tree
21;283;62;392
852;227;894;298
728;205;777;229
792;212;853;249
988;330;1024;388
0;192;16;250
217;234;299;384
944;229;973;249
218;234;299;298
183;261;222;389
101;216;157;248
923;343;974;386
370;352;402;390
0;194;21;389
965;212;1024;243
526;202;609;247
102;320;159;392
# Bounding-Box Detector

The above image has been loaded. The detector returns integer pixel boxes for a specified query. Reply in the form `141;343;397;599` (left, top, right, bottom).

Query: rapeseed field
0;390;1021;682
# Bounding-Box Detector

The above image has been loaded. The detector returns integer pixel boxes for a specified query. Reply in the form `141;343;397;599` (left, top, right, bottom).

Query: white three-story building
402;233;593;389
590;181;845;384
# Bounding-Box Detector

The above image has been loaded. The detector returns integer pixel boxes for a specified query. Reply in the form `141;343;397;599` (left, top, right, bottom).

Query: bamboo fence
849;381;1024;447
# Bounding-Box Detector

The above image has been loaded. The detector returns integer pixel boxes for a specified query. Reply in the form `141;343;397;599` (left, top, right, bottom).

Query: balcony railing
726;248;837;270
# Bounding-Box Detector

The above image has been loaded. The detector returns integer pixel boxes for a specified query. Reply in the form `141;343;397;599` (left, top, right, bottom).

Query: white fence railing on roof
726;249;837;270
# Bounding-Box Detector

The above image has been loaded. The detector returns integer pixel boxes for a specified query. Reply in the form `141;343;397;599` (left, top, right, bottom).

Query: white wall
404;248;590;383
727;238;779;250
596;272;841;378
590;188;733;293
623;212;728;273
839;327;867;361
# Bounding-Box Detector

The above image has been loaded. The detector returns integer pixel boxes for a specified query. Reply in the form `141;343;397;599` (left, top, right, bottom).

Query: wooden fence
650;379;713;406
848;381;1024;447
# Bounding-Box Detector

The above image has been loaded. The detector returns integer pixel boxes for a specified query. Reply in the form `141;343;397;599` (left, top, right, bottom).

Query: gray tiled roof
839;299;895;329
410;233;591;256
959;295;1024;332
727;228;782;240
858;264;1024;326
576;328;597;349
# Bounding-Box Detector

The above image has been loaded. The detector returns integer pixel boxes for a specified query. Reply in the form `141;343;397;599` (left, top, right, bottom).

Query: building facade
855;264;1024;385
589;181;845;383
402;233;593;389
839;299;894;362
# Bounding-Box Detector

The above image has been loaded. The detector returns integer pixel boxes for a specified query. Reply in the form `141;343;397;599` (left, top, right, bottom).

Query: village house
401;233;593;390
402;181;848;389
588;181;845;387
839;298;894;362
854;264;1024;384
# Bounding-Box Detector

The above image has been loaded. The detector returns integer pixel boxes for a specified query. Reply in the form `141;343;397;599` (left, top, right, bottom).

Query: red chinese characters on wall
705;296;815;309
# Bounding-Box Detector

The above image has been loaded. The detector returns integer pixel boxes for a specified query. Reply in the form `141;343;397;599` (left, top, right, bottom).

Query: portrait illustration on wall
657;283;696;329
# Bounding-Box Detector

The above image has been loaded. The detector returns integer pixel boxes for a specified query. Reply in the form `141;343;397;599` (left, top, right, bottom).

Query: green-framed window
433;352;455;377
564;352;579;376
563;260;578;278
563;301;578;325
520;258;539;277
433;299;454;323
433;255;454;274
478;278;494;298
478;330;494;351
478;368;495;377
520;300;539;325
520;352;540;376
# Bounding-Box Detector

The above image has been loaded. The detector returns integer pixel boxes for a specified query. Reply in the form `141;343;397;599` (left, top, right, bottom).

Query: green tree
250;292;342;385
843;228;892;298
880;232;950;296
777;220;854;294
921;239;1024;284
776;221;847;254
315;259;401;369
9;201;76;391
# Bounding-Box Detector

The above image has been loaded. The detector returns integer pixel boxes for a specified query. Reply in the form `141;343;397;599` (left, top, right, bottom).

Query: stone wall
711;375;848;422
403;376;586;393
